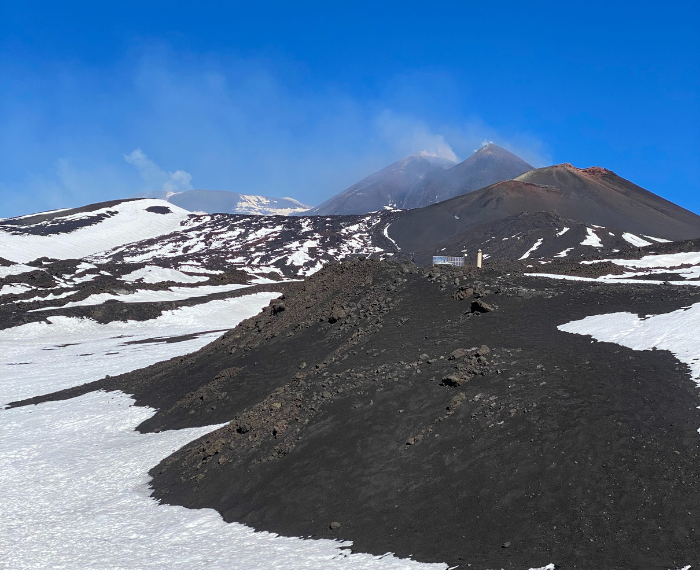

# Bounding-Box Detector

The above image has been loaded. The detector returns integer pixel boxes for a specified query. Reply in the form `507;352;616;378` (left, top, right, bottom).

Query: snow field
0;391;447;570
0;292;281;404
32;283;252;311
525;273;700;287
0;263;39;278
0;200;192;263
583;250;700;270
519;238;544;260
580;227;603;248
559;303;700;390
120;265;209;284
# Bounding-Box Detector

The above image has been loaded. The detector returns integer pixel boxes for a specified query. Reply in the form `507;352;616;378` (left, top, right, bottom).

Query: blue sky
1;1;699;217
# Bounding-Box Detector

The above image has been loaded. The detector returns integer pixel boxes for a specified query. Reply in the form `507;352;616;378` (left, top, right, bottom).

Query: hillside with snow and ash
135;189;312;216
2;160;700;569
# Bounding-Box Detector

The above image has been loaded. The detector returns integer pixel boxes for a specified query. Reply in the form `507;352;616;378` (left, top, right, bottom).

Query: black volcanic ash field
15;259;700;569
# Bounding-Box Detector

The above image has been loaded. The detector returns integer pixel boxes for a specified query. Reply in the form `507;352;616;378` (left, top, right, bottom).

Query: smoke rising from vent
124;149;193;196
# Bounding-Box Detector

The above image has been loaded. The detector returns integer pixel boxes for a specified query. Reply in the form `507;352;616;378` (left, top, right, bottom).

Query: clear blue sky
1;1;699;217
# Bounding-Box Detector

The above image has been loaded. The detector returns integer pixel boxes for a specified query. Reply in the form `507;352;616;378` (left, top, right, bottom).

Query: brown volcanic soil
13;260;700;569
516;164;700;240
389;164;700;257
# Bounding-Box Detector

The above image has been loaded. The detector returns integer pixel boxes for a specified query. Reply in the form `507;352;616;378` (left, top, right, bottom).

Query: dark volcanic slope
412;211;639;265
307;153;456;215
17;259;700;569
403;143;534;209
389;164;700;255
308;144;533;216
515;164;700;240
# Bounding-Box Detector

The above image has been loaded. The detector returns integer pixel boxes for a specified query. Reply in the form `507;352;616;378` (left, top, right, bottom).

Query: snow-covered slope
0;390;446;569
0;199;193;263
90;211;397;278
138;189;312;216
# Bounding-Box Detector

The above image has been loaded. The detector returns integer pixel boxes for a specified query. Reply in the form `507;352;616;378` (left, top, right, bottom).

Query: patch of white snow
621;233;653;247
554;248;574;258
519;238;544;260
120;266;209;284
1;292;280;403
581;228;603;248
0;391;444;570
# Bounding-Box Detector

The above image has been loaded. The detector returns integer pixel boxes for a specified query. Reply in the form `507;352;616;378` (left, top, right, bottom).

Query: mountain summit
305;153;456;216
387;161;700;256
307;143;534;215
402;143;535;208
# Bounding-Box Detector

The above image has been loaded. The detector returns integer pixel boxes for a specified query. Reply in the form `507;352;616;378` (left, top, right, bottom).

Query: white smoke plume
124;149;193;196
375;111;458;162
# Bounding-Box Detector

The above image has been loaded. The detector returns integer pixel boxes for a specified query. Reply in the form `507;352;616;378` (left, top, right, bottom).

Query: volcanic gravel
14;259;700;569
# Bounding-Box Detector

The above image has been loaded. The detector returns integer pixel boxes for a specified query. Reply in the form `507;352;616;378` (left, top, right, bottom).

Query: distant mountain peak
133;189;311;216
307;144;535;215
474;141;497;151
471;142;525;159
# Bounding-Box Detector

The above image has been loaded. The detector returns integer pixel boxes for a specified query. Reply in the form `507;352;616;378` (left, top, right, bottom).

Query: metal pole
477;249;482;269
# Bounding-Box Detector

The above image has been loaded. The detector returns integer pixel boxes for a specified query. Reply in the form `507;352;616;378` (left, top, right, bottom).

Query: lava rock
471;299;494;313
454;286;474;300
328;306;347;323
441;374;469;387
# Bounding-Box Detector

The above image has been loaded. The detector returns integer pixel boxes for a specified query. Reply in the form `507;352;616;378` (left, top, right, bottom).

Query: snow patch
556;227;569;237
120;265;209;284
581;228;603;248
519;238;544;260
559;302;700;388
34;283;251;311
383;223;399;249
583;251;700;270
621;233;653;247
0;264;39;278
643;235;672;243
0;283;33;296
524;273;700;287
178;264;224;275
0;391;444;570
0;292;280;404
0;200;192;263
